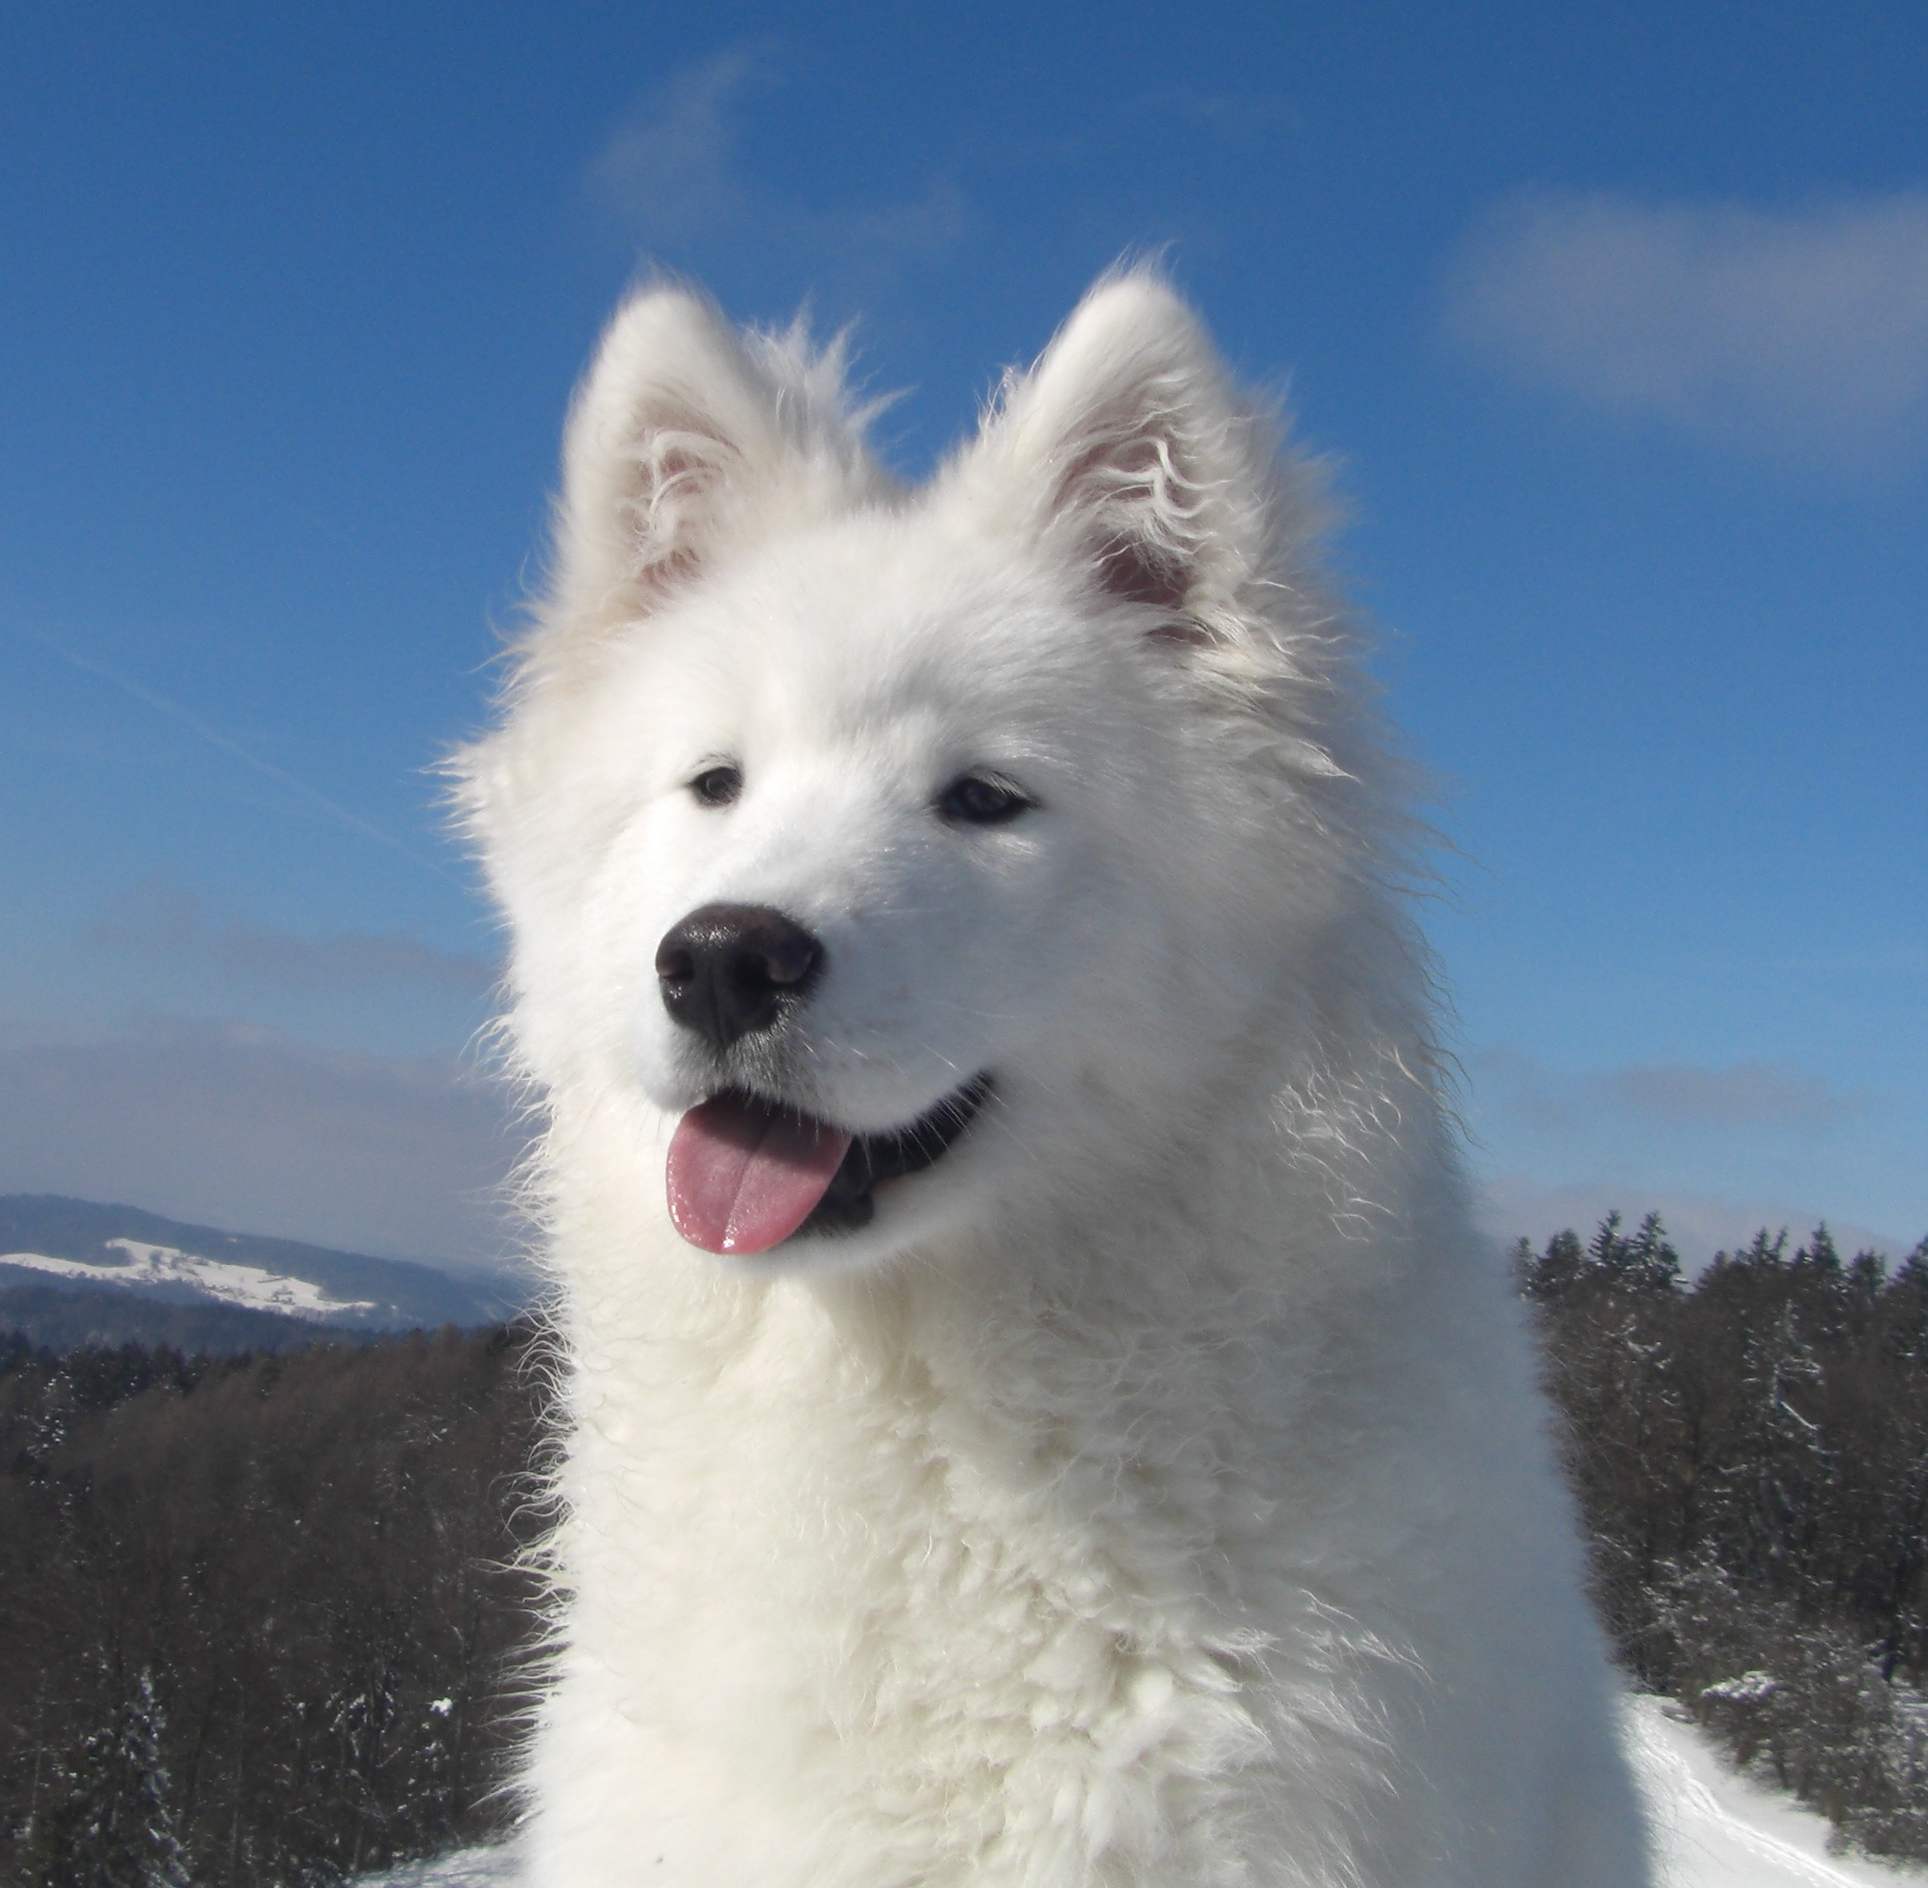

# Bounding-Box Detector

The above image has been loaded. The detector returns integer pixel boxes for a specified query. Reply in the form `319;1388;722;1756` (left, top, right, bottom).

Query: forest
3;1213;1927;1882
0;1325;542;1885
1520;1213;1928;1862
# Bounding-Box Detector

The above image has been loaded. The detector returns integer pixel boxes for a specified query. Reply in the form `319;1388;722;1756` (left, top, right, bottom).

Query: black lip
798;1073;993;1239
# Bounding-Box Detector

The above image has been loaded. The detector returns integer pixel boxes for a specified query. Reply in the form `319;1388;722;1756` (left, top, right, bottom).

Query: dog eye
937;773;1033;826
689;764;743;808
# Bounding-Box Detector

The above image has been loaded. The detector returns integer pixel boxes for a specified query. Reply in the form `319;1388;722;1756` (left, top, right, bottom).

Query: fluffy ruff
453;269;1652;1885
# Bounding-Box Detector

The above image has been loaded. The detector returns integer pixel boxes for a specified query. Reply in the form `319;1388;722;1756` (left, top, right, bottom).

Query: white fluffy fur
453;272;1652;1886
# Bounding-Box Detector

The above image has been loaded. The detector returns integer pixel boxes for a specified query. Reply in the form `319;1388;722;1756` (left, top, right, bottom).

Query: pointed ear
553;286;785;615
959;271;1281;621
550;285;873;622
454;289;882;867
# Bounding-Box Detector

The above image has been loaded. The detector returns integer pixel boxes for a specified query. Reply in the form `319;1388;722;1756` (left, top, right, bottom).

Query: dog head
456;273;1401;1272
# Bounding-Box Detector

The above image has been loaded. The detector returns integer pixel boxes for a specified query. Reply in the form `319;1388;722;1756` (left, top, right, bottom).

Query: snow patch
0;1238;381;1319
1623;1692;1925;1887
357;1844;517;1886
1702;1671;1781;1705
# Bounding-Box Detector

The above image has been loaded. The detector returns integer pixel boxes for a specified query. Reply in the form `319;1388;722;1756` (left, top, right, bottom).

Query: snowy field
1624;1694;1920;1887
0;1237;378;1317
360;1695;1925;1886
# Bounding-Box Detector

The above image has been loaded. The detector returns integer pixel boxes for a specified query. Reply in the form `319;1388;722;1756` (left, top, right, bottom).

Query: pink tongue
666;1095;854;1255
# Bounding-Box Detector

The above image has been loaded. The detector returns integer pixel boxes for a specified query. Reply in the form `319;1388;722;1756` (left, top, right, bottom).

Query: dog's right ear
550;287;800;620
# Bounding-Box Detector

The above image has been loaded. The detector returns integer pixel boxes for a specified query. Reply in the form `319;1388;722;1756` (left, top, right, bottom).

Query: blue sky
3;1;1923;1273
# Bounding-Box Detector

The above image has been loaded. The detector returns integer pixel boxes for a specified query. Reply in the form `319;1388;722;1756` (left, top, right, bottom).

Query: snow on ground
0;1236;377;1317
360;1845;517;1886
1624;1692;1918;1887
361;1695;1926;1886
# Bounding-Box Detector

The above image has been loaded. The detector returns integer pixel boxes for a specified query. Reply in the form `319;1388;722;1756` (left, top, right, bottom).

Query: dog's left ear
955;271;1289;626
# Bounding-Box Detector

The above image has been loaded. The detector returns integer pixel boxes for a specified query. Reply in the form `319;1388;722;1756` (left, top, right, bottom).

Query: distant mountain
0;1195;511;1344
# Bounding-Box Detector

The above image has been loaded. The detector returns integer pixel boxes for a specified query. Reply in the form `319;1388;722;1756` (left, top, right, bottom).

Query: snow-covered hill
2;1236;384;1317
0;1193;507;1334
356;1695;1927;1886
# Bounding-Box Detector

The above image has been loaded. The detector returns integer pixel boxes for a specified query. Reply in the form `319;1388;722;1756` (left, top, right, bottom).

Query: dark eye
689;763;743;808
937;773;1033;827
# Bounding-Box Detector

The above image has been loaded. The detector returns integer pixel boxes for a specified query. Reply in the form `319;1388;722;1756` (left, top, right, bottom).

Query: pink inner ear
622;430;731;598
1096;532;1190;612
1051;397;1200;616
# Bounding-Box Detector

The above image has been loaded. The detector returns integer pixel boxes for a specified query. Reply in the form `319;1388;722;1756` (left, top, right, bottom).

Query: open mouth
665;1076;992;1256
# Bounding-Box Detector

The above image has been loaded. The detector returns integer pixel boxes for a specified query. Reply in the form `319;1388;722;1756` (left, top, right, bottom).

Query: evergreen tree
1886;1242;1928;1363
1520;1227;1585;1302
31;1668;190;1888
1738;1226;1790;1272
1624;1212;1682;1293
1845;1249;1887;1331
1718;1300;1828;1585
1587;1209;1628;1273
1795;1223;1842;1277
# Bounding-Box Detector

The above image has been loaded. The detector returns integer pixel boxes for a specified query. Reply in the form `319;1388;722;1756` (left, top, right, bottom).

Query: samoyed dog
455;271;1650;1886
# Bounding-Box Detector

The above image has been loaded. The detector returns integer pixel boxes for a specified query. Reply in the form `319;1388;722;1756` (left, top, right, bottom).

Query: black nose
655;903;823;1050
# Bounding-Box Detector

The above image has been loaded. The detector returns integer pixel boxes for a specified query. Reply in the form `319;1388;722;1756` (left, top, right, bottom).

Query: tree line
1521;1212;1928;1862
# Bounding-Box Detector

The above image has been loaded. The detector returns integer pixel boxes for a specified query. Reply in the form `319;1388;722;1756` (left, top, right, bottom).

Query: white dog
455;271;1651;1886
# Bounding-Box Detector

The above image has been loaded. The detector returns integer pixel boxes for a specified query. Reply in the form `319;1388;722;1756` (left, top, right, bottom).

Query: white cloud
1444;189;1928;467
1156;88;1299;146
1476;1047;1864;1133
1465;1048;1907;1266
586;44;778;245
585;44;971;279
92;881;493;996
